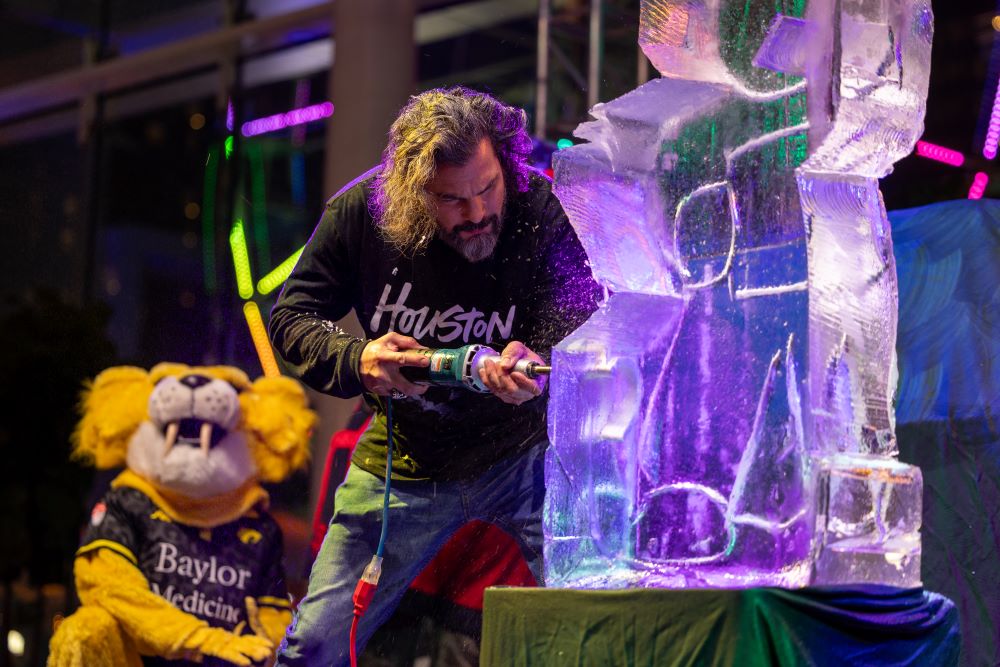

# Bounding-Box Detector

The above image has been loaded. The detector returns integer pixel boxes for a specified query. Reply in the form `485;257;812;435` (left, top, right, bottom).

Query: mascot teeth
164;422;180;457
162;418;228;458
200;421;212;456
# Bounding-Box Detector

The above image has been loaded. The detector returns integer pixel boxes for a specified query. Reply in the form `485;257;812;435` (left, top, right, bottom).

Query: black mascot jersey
79;486;287;657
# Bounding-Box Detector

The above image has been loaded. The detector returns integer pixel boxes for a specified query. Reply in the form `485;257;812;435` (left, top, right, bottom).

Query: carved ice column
544;0;932;589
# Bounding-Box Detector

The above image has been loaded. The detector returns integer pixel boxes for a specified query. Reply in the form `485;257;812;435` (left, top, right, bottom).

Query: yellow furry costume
48;363;315;667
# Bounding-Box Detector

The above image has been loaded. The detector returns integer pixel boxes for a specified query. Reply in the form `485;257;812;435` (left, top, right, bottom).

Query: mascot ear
240;377;315;483
73;366;154;469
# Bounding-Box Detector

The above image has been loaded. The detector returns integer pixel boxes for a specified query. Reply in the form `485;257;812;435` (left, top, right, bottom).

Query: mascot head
72;363;315;498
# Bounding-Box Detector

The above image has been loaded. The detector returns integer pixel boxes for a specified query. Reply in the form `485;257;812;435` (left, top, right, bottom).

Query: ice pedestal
544;0;931;589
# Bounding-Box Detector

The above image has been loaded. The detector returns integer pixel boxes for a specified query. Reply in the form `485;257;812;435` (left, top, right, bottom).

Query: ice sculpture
545;0;932;588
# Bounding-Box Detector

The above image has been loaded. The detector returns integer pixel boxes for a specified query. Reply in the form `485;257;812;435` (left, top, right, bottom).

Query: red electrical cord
349;615;360;667
349;556;382;667
349;397;393;666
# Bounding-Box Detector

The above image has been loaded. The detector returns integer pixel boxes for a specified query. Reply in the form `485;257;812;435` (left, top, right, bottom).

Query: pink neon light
241;102;334;137
984;75;1000;160
914;140;965;167
967;172;988;200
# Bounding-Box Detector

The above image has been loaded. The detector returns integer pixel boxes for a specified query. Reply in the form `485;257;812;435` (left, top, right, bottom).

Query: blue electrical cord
351;396;395;667
376;396;393;558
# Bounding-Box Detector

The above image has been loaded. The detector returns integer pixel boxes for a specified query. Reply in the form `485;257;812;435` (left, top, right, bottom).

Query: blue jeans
276;441;546;667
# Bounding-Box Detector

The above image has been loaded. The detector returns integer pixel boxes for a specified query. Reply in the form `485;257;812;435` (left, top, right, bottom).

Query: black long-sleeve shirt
269;169;600;481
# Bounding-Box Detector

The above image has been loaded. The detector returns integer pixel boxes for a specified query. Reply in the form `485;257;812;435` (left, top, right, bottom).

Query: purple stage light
914;141;965;167
241;102;334;137
968;172;989;199
984;77;1000;159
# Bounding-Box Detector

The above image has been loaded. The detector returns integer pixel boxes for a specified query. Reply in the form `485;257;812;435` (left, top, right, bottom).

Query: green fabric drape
482;586;958;666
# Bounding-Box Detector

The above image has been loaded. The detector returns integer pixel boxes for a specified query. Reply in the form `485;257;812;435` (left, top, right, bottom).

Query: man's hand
478;341;546;405
360;331;430;397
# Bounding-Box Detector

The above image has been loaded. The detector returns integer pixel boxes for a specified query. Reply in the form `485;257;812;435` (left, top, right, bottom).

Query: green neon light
201;147;220;293
556;138;573;149
248;143;271;271
225;135;234;159
229;219;254;299
257;246;304;295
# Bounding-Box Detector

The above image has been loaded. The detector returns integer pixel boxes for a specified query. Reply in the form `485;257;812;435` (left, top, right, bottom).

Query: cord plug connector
360;554;382;585
352;555;382;615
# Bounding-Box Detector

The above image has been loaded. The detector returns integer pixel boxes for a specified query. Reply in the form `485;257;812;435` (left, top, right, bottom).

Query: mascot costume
48;363;315;667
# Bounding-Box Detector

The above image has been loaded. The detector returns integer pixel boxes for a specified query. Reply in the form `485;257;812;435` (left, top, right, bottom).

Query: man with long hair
269;86;599;666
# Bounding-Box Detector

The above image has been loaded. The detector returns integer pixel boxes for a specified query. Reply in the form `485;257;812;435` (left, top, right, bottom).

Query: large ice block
545;0;932;589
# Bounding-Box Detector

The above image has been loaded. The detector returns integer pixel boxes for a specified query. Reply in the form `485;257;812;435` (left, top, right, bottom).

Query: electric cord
349;396;394;667
377;396;393;558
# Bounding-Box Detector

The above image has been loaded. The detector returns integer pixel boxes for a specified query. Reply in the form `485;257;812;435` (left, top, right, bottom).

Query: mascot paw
47;606;142;667
185;626;273;666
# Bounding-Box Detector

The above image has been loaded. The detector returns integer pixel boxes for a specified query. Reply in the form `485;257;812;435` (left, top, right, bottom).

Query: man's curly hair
371;86;533;254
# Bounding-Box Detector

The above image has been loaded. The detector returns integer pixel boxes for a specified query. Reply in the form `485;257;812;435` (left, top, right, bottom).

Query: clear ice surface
545;0;932;589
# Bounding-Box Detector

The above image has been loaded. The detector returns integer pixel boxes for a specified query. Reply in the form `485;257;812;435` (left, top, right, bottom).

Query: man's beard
441;211;504;262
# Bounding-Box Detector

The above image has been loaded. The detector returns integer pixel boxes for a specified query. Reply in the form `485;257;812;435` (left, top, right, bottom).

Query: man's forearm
268;308;367;397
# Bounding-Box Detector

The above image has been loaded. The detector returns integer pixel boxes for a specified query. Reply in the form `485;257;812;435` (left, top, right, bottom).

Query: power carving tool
399;344;550;393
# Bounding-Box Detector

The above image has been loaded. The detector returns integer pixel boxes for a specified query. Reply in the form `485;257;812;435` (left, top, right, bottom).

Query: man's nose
465;195;486;222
